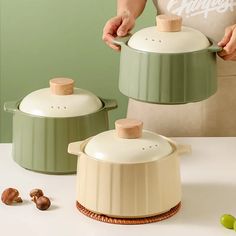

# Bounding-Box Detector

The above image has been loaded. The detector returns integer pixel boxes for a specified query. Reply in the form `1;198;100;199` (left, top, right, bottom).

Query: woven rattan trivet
76;201;181;225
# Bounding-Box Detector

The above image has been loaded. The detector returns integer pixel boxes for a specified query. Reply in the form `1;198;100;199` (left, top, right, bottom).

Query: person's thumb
117;17;133;37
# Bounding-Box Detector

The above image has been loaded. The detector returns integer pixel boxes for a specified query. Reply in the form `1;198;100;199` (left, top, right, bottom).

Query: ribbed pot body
76;141;181;218
119;45;217;104
11;104;111;174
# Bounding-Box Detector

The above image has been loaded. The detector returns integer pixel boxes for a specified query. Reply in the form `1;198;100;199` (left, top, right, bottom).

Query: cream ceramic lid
128;15;210;53
84;119;173;164
19;78;103;117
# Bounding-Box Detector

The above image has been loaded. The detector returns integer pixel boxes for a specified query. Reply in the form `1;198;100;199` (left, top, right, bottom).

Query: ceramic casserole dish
113;15;222;104
68;119;191;218
4;78;117;174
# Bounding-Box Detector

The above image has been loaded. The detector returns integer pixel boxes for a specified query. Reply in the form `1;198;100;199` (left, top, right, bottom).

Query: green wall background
0;0;155;142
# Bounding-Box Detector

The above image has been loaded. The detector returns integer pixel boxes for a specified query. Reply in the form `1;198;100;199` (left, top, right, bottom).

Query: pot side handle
112;34;132;46
4;101;18;113
103;98;118;111
177;144;192;155
68;141;84;156
208;38;222;52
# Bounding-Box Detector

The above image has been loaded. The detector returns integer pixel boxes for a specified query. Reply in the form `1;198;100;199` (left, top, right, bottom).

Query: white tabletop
1;138;236;236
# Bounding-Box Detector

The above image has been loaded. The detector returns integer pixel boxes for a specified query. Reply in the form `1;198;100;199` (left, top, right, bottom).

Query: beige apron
127;0;236;136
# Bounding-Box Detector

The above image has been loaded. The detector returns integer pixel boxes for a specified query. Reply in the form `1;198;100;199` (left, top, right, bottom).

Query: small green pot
4;98;117;174
113;36;221;104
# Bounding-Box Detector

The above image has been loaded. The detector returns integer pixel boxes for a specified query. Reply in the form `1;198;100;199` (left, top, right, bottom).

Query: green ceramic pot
113;19;222;104
4;98;117;174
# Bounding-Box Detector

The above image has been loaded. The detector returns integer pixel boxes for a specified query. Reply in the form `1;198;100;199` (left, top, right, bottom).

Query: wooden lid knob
156;14;182;32
50;78;74;95
115;119;143;139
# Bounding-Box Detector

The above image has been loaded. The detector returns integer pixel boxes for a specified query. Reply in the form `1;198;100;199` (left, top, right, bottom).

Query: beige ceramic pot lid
128;15;210;53
19;78;103;117
84;119;173;164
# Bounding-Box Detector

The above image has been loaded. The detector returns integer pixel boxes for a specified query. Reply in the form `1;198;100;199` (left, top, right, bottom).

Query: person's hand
218;24;236;61
102;11;135;51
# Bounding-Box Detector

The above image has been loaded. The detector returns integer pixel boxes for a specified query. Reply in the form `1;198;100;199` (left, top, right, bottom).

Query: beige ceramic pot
68;119;191;218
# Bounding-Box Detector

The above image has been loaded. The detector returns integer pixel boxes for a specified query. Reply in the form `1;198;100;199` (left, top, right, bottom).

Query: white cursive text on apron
167;0;236;18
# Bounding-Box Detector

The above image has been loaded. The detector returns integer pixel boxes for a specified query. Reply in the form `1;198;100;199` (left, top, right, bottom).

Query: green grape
233;220;236;231
220;214;236;229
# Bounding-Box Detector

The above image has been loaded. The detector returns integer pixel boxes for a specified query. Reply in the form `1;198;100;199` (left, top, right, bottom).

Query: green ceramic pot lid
84;119;173;164
19;78;103;117
128;15;210;53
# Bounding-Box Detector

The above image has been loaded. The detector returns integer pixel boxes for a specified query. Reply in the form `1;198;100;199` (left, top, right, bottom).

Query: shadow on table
161;183;236;226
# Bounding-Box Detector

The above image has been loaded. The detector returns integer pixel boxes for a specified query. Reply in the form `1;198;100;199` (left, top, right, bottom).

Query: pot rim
4;97;117;119
113;36;221;54
75;136;190;165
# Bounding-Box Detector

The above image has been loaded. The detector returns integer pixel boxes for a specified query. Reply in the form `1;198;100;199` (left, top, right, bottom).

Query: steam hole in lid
51;106;54;109
142;147;145;151
155;144;158;147
64;106;66;109
152;39;155;42
158;40;162;43
149;146;152;148
145;38;148;40
57;106;60;109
